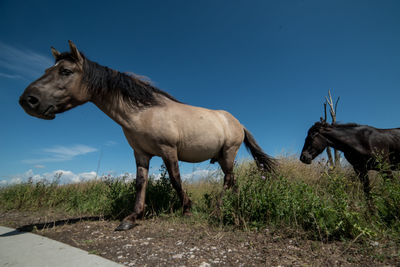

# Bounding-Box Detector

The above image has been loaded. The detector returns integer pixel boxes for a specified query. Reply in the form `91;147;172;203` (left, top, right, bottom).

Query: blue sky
1;0;399;184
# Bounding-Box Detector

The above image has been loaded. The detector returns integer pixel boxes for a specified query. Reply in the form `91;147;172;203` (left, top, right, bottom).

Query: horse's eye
60;68;73;76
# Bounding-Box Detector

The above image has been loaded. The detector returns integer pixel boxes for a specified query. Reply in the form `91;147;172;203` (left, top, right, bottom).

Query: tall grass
0;166;181;219
206;162;371;240
1;158;400;242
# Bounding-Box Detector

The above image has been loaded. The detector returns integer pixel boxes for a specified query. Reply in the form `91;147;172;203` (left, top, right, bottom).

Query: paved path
0;226;123;267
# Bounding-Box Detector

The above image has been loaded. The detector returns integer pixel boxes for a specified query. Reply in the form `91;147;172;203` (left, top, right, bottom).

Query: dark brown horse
300;120;400;199
19;41;276;231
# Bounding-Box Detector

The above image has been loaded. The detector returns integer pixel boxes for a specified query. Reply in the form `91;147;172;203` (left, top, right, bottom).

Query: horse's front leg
162;148;192;215
115;151;151;231
354;168;370;198
354;167;374;210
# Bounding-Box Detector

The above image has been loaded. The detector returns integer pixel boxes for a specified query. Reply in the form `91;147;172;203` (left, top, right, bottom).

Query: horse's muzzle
19;94;55;120
300;154;312;164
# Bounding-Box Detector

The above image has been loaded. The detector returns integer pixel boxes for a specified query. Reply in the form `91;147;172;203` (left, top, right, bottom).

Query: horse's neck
91;92;171;131
322;126;361;153
91;94;139;130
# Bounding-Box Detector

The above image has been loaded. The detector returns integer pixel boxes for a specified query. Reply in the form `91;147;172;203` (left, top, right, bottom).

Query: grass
1;157;400;244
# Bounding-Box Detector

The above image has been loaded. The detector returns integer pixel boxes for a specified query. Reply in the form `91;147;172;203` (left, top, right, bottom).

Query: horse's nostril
300;154;308;163
27;95;39;107
28;96;38;104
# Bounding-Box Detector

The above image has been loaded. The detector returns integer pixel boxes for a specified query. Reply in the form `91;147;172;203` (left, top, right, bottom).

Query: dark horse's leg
354;168;373;209
115;151;151;231
162;149;192;215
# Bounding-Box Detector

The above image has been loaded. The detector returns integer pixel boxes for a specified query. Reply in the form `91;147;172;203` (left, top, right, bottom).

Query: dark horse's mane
56;52;180;106
310;121;360;132
332;122;360;128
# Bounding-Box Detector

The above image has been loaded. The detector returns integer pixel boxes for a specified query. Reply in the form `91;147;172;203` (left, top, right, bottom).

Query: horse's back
355;127;400;167
178;104;244;146
156;102;244;162
368;127;400;148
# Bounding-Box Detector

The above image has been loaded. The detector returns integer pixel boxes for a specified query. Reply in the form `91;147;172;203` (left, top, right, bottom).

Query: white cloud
0;72;22;79
1;177;23;185
43;145;98;158
182;169;221;181
0;42;53;79
34;165;45;169
22;144;98;164
148;168;221;181
0;169;98;185
105;140;118;147
49;170;97;183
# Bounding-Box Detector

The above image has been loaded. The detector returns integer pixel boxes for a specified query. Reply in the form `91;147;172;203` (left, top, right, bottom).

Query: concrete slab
0;226;123;267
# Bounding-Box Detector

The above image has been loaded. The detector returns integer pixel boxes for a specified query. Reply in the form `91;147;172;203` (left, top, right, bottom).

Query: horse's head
19;41;90;120
300;121;329;164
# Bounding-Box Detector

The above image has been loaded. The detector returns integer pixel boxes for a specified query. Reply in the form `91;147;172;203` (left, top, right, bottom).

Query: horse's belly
178;151;217;163
178;142;222;163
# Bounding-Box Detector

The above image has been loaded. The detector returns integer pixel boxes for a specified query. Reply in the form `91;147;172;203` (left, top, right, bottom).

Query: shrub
207;162;373;240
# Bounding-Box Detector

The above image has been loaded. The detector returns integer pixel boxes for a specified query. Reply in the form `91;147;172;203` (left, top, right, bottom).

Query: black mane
308;121;327;134
56;52;180;106
332;122;360;128
309;121;360;132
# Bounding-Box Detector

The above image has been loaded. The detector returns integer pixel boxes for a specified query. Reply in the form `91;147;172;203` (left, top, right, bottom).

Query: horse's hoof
115;221;135;231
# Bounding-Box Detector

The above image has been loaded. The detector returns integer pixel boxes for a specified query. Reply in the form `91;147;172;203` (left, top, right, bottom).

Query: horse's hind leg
115;151;151;231
162;149;192;215
218;145;240;190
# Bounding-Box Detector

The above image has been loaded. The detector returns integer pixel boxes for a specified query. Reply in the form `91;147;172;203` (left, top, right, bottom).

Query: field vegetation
1;157;400;245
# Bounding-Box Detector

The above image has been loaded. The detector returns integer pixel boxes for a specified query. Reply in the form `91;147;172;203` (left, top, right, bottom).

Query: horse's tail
243;128;276;173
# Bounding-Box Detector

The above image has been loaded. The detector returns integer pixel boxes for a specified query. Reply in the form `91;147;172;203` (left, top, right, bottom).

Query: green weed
1;159;400;243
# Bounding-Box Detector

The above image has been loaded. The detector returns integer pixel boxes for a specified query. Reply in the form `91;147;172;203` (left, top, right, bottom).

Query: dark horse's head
19;41;90;120
300;121;330;164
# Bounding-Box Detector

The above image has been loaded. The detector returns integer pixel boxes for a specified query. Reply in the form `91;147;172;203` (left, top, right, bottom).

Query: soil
1;210;399;266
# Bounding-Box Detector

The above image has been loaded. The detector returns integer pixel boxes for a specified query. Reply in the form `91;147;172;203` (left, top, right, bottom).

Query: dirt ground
1;211;399;266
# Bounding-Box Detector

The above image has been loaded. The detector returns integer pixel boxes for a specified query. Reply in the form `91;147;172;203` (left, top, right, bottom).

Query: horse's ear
51;47;61;60
68;40;83;64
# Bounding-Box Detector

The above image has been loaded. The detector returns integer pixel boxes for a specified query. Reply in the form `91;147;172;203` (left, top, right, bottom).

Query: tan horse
20;41;275;231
